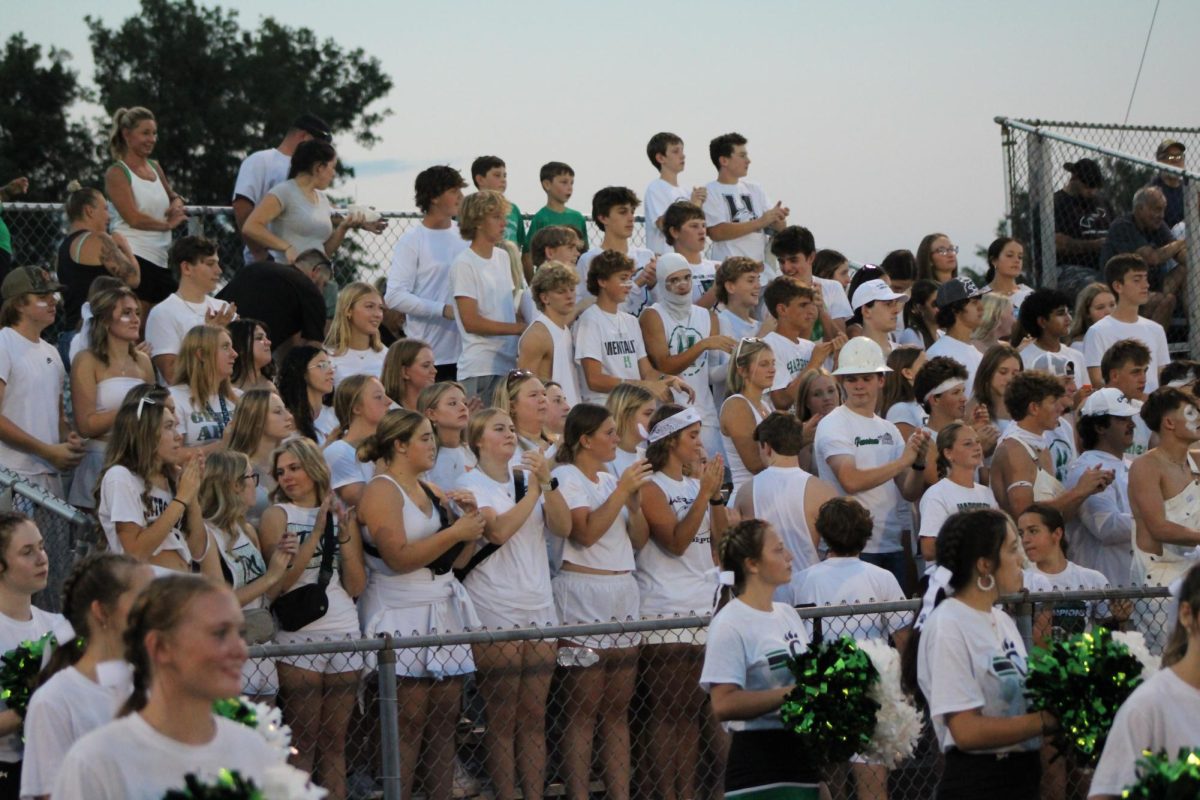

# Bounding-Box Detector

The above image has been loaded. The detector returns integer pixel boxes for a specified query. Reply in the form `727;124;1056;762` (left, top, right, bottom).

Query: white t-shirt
763;331;815;393
637;472;717;618
792;557;908;642
917;598;1035;754
985;283;1034;315
552;464;635;572
1045;416;1077;484
21;665;126;797
643;178;689;255
573;304;647;405
717;306;759;342
687;257;721;304
699;598;808;731
231;147;291;264
815;276;853;321
885;400;927;431
814;406;906;553
325;439;374;491
145;293;232;368
1090;668;1200;797
97;465;192;566
53;713;279;800
1019;341;1086;389
925;335;983;399
384;223;470;365
702;180;771;262
1064;449;1133;586
0;606;61;763
0;327;66;475
1025;561;1112;636
918;479;997;540
168;386;235;447
329;346;386;388
452;246;520;379
576;245;656;316
1084;314;1171;393
424;445;475;491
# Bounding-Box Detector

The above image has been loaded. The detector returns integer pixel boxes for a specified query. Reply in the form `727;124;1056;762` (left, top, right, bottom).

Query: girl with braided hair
905;508;1055;800
21;553;152;798
52;576;281;799
700;518;815;799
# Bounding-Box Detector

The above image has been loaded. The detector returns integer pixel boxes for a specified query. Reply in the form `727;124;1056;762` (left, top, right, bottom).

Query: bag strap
454;471;527;581
315;505;337;589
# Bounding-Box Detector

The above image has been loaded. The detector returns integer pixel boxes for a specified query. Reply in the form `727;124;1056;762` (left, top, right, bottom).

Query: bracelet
911;463;926;471
709;495;727;507
171;498;189;513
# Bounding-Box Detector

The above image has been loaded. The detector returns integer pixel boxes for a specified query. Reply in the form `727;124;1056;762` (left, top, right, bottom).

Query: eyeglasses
506;369;535;386
239;473;261;487
932;246;959;256
308;360;334;372
733;337;763;361
1162;154;1185;163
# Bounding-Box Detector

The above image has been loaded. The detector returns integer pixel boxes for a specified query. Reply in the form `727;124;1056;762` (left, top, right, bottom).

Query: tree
86;0;393;205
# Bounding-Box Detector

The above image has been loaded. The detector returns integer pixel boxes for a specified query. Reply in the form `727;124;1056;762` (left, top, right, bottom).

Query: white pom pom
259;762;328;800
1111;630;1161;678
856;638;923;769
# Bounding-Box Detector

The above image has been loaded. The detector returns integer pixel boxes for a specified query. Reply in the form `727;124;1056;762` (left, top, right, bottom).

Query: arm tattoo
100;235;137;282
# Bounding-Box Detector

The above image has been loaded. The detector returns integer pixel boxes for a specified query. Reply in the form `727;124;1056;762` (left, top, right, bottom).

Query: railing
238;586;1173;800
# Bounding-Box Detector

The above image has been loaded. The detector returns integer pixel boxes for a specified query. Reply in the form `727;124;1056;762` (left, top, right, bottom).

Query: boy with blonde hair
518;261;582;405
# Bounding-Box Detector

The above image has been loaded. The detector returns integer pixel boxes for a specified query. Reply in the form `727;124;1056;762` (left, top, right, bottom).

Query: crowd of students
0;108;1195;799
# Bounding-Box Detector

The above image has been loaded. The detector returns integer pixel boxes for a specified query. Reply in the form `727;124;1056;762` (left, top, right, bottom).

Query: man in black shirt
1101;186;1188;326
217;248;329;361
1147;138;1186;228
1053;159;1114;299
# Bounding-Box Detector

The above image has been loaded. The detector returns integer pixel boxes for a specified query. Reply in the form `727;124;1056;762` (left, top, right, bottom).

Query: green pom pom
780;636;881;770
212;697;258;729
1120;749;1200;799
0;630;74;719
1025;627;1145;768
161;768;264;799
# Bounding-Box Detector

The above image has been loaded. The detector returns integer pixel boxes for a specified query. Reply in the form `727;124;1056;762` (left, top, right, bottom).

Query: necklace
176;294;209;316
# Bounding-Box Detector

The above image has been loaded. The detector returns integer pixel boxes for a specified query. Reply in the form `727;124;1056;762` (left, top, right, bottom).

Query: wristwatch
540;477;559;492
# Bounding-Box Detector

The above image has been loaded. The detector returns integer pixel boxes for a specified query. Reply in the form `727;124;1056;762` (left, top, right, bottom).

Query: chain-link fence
235;586;1172;800
995;117;1200;357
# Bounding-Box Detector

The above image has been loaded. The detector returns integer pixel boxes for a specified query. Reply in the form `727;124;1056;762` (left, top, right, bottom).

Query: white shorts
243;656;278;697
273;629;366;675
552;570;641;650
473;600;559;632
364;601;476;680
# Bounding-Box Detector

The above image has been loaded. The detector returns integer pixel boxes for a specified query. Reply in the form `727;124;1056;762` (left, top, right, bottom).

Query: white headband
1167;378;1192;389
647;407;703;443
914;566;954;631
923;378;966;403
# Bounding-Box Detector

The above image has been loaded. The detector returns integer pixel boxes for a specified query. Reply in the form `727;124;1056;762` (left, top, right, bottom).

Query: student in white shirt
415;381;476;491
848;278;906;359
644;132;707;256
1089;564;1200;800
145;236;236;385
493;371;557;460
763;278;836;412
53;576;286;800
662;201;720;307
0;267;84;499
700;519;816;798
911;356;974;488
574;250;692;405
517;262;582;407
550;403;652;800
324;281;386;389
919;422;998;561
632;405;729;800
1018;503;1113;634
1017;288;1086;388
907;510;1054;799
703;133;788;264
1067;388;1137;585
925;277;989;398
325;375;391;507
981;237;1033;314
604;383;656;480
453;190;526;403
815;337;931;589
227;318;275;394
771;226;852;338
576;187;658;316
276;345;337;444
225;389;296;526
168;325;239;452
385;166;470;381
0;513;63;797
795;369;842;474
720;338;775;502
712;257;763;406
1084;254;1170;393
381;338;437;412
968;343;1021;450
1098;339;1153;457
21;553;154;800
456;408;570;800
881;347;928;442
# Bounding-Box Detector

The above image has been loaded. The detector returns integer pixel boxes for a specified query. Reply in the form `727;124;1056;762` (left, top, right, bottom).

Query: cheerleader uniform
0;605;62;798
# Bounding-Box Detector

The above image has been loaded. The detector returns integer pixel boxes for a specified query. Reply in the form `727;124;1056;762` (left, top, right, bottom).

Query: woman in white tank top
355;409;486;800
639;405;729;800
720;337;776;500
68;286;154;509
258;438;365;800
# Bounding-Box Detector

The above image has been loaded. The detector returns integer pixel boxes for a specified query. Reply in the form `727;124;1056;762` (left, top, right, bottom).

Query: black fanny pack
272;509;337;632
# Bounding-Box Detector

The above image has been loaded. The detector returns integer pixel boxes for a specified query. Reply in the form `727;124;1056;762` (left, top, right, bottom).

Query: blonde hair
173;325;237;408
459;189;511;240
970;293;1011;343
606;383;655;440
1069;282;1115;342
491;371;551;448
381;339;431;408
198;450;252;541
465;407;509;459
795;367;836;423
269;438;331;504
727;338;772;395
86;286;140;366
356;408;428;464
324;282;383;356
225;389;272;456
529;261;579;311
417;381;467;447
333;374;378;437
109;107;156;161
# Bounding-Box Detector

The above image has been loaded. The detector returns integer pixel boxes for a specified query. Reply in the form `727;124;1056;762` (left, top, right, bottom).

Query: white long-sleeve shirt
1064;449;1133;586
384;222;469;365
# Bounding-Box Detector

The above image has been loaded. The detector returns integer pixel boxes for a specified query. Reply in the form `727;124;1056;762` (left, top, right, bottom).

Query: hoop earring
976;573;996;592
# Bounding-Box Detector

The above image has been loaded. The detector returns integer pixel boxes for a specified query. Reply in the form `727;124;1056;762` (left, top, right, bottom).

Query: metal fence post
1014;596;1035;653
1025;131;1058;288
1185;175;1200;361
376;635;402;800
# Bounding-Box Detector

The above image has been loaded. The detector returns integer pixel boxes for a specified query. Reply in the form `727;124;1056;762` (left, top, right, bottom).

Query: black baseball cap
935;276;989;308
291;113;332;142
1064;159;1104;189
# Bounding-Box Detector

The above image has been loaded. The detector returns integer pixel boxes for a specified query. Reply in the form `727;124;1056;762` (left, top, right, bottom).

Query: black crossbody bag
361;482;468;575
453;471;526;582
272;510;337;632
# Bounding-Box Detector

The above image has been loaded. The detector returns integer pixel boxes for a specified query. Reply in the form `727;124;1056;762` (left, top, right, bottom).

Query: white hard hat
832;336;892;376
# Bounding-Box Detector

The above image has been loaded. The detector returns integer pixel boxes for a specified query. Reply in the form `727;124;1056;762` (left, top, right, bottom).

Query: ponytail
715;518;771;611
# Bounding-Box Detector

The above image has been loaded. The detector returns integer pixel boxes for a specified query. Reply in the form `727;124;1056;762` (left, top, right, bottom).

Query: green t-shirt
524;206;588;252
0;214;10;255
505;202;526;250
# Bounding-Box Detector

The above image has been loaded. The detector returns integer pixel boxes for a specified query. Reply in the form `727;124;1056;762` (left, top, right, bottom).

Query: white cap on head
850;279;906;312
833;336;892;376
1080;387;1141;418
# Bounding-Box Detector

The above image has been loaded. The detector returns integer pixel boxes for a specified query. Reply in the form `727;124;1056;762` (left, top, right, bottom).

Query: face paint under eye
1185;405;1200;434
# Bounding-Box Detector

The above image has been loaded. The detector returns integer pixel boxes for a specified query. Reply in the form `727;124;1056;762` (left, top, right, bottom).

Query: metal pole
1015;598;1035;653
1026;133;1058;288
376;636;402;800
1186;175;1200;360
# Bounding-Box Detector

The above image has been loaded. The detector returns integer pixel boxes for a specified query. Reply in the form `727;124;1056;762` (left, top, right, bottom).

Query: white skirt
552;570;641;650
359;573;479;679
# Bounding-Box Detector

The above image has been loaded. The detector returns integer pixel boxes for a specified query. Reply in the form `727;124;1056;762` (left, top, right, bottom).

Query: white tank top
109;161;171;268
86;376;143;450
752;466;820;574
520;312;581;407
273;502;359;634
1010;437;1065;501
721;393;768;494
360;474;442;581
1132;454;1200;587
649;303;720;430
208;522;269;611
636;472;717;616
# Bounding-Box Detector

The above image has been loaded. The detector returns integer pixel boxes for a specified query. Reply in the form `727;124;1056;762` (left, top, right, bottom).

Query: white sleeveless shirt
520;311;581;407
637;472;717;617
750;466;820;598
649;303;719;428
721;393;768;498
109;161;171;268
272;502;360;636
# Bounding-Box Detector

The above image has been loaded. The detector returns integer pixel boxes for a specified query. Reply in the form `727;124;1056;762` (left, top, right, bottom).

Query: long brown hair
225;389;273;456
40;553;141;684
86;286;140;366
96;385;176;516
173;325;237;407
380;339;431;407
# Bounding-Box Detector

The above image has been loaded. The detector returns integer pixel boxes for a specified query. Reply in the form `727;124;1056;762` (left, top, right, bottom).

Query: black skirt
725;729;821;795
937;748;1041;800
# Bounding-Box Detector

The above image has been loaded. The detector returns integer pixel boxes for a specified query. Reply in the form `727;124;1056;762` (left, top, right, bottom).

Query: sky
10;0;1200;269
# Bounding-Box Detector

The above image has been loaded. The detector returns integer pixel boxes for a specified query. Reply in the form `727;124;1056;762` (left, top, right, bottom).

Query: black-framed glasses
240;473;260;488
